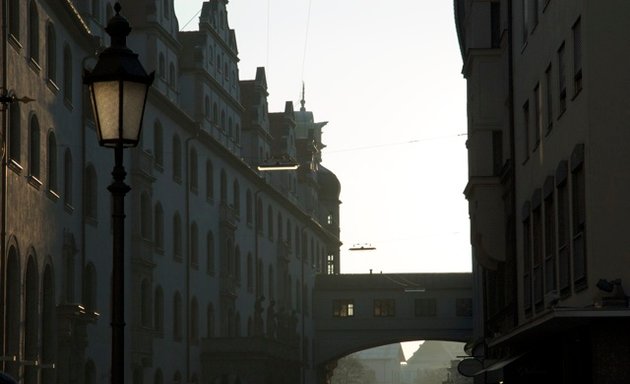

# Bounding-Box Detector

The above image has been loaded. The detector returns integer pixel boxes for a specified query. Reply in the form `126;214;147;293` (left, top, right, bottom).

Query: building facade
455;0;630;382
0;1;341;384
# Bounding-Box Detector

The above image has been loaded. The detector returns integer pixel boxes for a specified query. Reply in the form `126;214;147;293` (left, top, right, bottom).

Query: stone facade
0;1;341;384
455;0;630;382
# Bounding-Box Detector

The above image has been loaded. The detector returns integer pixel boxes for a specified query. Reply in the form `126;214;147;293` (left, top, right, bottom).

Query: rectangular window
327;254;335;275
573;17;583;94
523;215;532;316
544;193;557;294
373;299;395;317
533;204;543;308
558;43;567;114
492;131;503;176
572;163;586;288
557;180;570;295
521;0;529;44
414;298;437;317
456;298;473;317
332;299;354;317
522;101;530;161
491;2;501;48
545;64;553;131
534;83;542;149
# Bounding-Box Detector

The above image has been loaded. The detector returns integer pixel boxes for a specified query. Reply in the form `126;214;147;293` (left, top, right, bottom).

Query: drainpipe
507;0;518;326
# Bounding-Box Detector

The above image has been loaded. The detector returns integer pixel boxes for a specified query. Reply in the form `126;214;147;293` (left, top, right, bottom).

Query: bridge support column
316;361;337;384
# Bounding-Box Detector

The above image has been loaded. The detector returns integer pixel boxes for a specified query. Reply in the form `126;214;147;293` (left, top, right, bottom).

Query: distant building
401;341;468;384
456;0;630;382
0;1;341;384
353;344;405;384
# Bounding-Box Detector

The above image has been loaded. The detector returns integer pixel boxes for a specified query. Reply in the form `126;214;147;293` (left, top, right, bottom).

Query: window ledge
63;97;74;111
27;175;42;189
8;35;22;51
46;189;60;202
85;216;98;227
8;160;23;174
28;58;41;73
64;203;74;214
46;79;59;94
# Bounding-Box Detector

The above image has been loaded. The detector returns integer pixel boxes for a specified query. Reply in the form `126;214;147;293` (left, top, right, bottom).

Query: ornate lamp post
83;3;154;384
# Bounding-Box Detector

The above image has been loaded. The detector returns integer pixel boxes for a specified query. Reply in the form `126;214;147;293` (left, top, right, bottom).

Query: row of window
522;144;586;317
521;0;552;44
521;17;582;160
331;298;473;318
7;105;87;209
202;98;241;141
10;0;74;103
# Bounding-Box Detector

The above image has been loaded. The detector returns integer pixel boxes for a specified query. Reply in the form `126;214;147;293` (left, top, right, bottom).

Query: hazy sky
174;0;470;274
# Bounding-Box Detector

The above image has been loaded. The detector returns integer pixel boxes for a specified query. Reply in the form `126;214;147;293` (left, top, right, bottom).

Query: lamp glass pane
122;81;148;144
92;81;121;142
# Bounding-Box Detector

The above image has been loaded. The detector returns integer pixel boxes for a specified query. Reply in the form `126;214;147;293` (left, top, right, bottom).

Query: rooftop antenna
300;82;306;111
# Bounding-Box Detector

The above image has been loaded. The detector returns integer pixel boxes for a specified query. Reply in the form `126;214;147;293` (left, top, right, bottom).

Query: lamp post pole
109;144;130;384
83;4;153;384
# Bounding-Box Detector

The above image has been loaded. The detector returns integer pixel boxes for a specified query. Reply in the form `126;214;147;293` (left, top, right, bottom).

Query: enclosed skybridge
313;273;473;366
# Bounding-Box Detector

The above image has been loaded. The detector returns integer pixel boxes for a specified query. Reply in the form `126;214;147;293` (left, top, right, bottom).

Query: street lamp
83;4;154;384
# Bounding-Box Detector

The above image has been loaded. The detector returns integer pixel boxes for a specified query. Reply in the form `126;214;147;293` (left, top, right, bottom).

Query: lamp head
83;2;154;148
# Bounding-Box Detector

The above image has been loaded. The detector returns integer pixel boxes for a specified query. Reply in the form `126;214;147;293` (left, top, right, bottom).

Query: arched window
169;62;175;87
294;228;300;256
204;96;210;119
268;265;275;300
256;197;263;232
220;110;225;130
189;147;198;192
141;279;151;327
158;53;165;78
106;3;113;21
163;0;169;19
245;189;252;224
190;297;199;342
234;245;241;283
154;203;164;250
154;370;163;384
246;253;253;292
85;360;96;384
267;205;274;240
212;102;218;123
24;256;39;384
228;117;233;138
206;160;214;200
82;263;97;311
190;222;198;267
8;0;19;39
173;292;182;340
85;165;97;219
63;245;75;302
172;135;181;181
207;303;215;337
207;231;215;275
154;286;164;333
220;169;227;203
140;192;151;239
29;115;40;179
154;121;163;166
28;1;39;63
63;45;72;102
6;247;20;379
277;213;283;242
232;179;240;214
64;149;73;205
41;265;55;384
91;0;100;20
235;123;240;143
46;23;56;82
47;131;57;192
9;103;20;163
173;213;182;259
286;220;292;246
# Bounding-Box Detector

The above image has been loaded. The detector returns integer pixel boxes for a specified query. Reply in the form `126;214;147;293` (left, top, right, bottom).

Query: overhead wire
181;7;202;31
326;133;467;154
